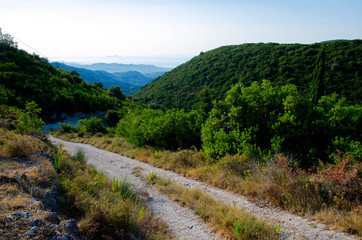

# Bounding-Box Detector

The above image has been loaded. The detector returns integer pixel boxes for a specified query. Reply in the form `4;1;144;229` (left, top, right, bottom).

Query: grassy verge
53;132;362;236
57;147;175;240
135;168;280;240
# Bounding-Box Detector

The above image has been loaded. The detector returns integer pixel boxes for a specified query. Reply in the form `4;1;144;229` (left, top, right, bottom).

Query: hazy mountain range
51;62;171;95
65;62;171;74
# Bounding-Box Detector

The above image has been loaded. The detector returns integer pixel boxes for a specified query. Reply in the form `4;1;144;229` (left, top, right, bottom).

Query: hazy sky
1;0;361;66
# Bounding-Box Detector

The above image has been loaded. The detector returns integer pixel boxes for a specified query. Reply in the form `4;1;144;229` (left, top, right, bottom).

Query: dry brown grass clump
0;128;48;158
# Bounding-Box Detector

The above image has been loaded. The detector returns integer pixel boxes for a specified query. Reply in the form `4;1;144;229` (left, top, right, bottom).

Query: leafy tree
196;87;214;120
201;81;361;166
108;85;126;109
0;29;18;50
13;101;45;133
105;109;126;126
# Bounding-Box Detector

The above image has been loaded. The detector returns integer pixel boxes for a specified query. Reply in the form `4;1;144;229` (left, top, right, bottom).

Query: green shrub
148;171;158;184
105;109;126;126
60;122;78;133
78;117;106;134
112;177;134;200
74;149;86;165
12;101;45;133
115;108;203;149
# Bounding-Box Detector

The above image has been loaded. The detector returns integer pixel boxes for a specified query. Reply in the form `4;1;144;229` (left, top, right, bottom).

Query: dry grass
315;207;362;235
0;129;57;220
0;128;48;158
145;175;279;240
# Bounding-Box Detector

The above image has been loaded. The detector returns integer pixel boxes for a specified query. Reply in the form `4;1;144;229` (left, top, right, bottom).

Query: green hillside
0;36;117;118
133;40;362;109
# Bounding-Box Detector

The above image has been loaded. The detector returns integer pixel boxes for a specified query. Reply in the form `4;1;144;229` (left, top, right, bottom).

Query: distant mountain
51;62;165;95
133;40;362;110
112;71;153;86
66;62;172;74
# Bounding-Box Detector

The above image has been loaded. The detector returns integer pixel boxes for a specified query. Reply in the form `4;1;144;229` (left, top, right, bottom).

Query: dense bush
115;109;203;149
59;122;78;133
78;117;106;134
202;81;362;167
105;109;126;126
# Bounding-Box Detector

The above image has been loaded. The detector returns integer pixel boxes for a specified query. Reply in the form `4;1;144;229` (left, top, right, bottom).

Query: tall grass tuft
112;177;134;200
74;149;86;164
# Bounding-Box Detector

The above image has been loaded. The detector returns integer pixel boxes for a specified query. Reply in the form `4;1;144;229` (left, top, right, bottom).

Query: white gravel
49;135;356;240
49;135;219;240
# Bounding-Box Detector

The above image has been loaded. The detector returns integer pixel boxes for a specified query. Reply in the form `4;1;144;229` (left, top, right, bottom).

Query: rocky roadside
0;152;80;240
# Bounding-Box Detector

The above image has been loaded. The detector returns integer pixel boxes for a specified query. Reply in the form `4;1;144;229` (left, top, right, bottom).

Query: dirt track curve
49;135;356;240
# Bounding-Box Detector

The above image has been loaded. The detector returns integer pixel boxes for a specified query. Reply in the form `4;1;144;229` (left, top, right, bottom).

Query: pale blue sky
1;0;361;66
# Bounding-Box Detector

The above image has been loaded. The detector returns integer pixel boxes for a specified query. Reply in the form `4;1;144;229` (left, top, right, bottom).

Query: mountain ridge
133;40;362;109
51;62;164;95
67;62;172;74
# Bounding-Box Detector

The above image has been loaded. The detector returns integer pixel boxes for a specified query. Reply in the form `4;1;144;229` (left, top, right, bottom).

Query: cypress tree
310;48;326;104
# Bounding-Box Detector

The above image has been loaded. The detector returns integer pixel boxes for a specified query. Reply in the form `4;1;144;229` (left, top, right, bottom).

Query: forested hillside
134;40;362;109
0;37;117;118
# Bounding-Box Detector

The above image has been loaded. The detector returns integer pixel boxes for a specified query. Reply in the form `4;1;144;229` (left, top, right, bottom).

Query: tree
108;85;126;109
310;48;326;104
14;101;45;133
196;87;214;120
95;82;103;88
0;29;18;50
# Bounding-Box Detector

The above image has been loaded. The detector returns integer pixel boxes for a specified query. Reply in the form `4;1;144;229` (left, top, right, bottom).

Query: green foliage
202;81;361;166
108;85;126;101
148;171;158;184
12;101;45;133
105;109;126;126
74;149;86;165
234;217;273;239
60;122;78;133
115;108;203;149
54;148;65;172
112;177;134;200
134;40;362;109
149;150;162;159
310;48;326;104
78;117;106;134
0;39;116;117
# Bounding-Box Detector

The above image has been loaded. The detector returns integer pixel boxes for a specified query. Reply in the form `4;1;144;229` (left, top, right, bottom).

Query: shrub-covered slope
133;40;362;109
0;40;115;117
